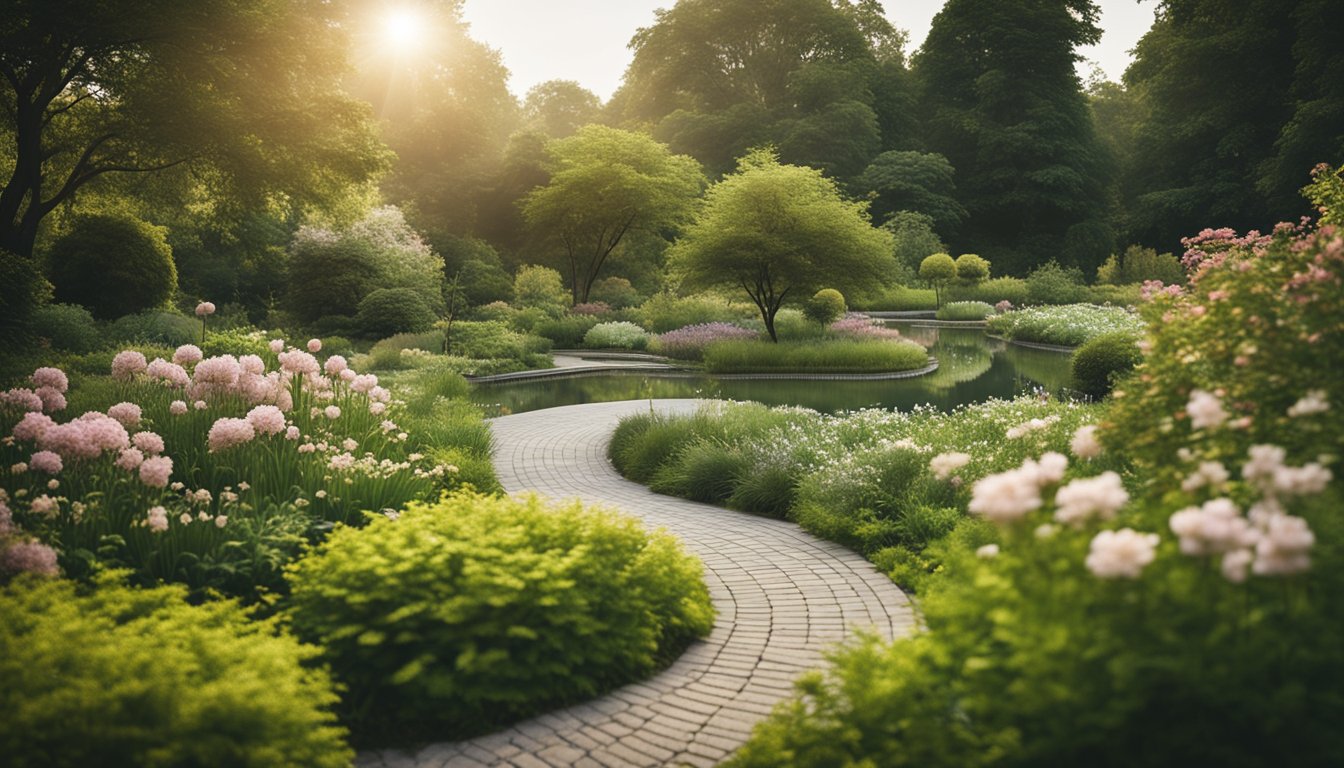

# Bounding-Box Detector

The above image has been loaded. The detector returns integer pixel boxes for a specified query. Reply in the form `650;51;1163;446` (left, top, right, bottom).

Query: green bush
987;304;1144;347
0;575;350;767
108;309;198;348
451;320;551;363
853;285;938;311
201;328;273;359
650;440;750;504
804;289;847;324
0;248;51;341
1086;283;1143;306
1071;332;1142;400
1026;261;1089;305
29;303;101;353
533;315;600;348
512;264;570;315
455;259;514;306
954;253;990;284
919;252;957;306
702;339;928;374
583;321;650;350
355;287;437;338
1096;245;1185;286
284;491;714;743
949;276;1029;306
935;301;995;321
637;292;753;333
589;276;642;308
46;214;176;320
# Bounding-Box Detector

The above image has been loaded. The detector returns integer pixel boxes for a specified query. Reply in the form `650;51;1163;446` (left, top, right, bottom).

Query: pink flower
207;417;255;452
194;400;208;410
324;405;341;420
239;354;266;375
1253;514;1315;576
1086;528;1159;579
369;402;387;415
191;355;242;396
278;349;319;377
132;431;165;455
147;358;190;388
111;350;148;380
35;386;66;413
3;388;43;411
307;338;322;353
351;374;378;394
173;344;203;366
12;412;56;442
115;447;145;471
29;494;58;516
269;339;285;354
138;455;173;488
146;506;169;533
31;367;68;393
339;368;356;382
1187;389;1226;430
169;400;188;415
284;425;301;440
195;301;216;317
245;404;286;436
107;402;142;428
0;541;60;577
323;355;348;375
29;450;62;474
929;452;971;480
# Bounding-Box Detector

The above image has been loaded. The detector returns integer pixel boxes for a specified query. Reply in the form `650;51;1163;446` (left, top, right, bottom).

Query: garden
3;0;1343;765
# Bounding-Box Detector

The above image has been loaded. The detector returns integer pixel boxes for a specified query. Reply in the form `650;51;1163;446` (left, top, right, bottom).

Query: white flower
1169;498;1258;556
179;512;193;525
1034;523;1057;539
1070;425;1102;459
976;544;1000;559
1221;549;1253;583
1287;390;1329;418
1242;444;1286;485
1086;528;1159;579
1271;463;1332;497
1053;472;1128;526
1187;389;1227;430
969;467;1042;524
1252;514;1314;576
215;515;228;528
146;506;169;533
1180;461;1230;493
1025;452;1068;486
929;452;971;480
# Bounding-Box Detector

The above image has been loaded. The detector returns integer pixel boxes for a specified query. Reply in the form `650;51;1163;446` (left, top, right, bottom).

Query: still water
469;323;1074;416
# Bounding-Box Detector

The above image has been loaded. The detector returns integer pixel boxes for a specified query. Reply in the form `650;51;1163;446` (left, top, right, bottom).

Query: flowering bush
987;303;1144;346
582;320;650;350
826;312;907;341
0;573;350;767
285;491;714;744
0;340;461;599
650;322;758;360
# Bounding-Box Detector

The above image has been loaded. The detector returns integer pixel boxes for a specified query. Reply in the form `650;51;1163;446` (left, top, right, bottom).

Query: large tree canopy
522;125;705;304
0;0;388;258
856;150;967;234
915;0;1112;275
666;149;895;341
612;0;909;179
523;80;603;139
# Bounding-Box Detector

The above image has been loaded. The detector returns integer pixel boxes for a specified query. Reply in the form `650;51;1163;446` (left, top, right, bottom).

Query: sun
382;8;426;52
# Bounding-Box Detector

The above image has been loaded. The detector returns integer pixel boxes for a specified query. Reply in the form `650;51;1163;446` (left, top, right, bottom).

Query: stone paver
357;400;916;767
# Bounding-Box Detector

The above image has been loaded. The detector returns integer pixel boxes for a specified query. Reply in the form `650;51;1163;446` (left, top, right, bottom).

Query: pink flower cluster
828;313;905;341
207;418;255;453
655;323;759;359
572;302;612;316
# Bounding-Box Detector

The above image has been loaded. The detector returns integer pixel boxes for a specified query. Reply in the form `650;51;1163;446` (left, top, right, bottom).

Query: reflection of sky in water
470;322;1074;417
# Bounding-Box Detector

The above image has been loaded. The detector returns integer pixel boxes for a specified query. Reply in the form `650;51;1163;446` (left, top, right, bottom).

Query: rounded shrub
108;309;198;347
46;214;176;320
0;248;51;340
954;253;990;284
804;288;847;324
1026;261;1088;305
0;575;351;767
512;264;570;315
29;303;100;353
355;287;437;338
1070;331;1143;400
583;320;650;350
284;491;714;742
936;300;995;321
533;315;600;348
590;276;642;308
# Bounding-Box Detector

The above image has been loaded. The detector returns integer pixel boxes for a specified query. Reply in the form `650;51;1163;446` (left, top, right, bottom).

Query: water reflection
470;321;1073;416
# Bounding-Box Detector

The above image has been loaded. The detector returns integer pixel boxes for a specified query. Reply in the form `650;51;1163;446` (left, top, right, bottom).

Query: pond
469;322;1074;416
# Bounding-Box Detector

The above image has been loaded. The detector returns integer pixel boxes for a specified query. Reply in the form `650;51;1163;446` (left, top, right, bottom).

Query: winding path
357;400;916;768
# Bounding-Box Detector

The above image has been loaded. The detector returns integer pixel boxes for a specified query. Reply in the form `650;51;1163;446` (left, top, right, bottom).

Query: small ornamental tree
954;253;990;286
918;252;956;307
666;149;895;341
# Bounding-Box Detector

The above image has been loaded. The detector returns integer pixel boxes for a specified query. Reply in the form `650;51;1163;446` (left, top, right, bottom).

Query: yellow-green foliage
0;575;351;768
284;491;714;743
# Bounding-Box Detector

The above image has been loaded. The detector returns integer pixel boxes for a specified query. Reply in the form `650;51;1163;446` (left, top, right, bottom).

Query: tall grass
701;339;928;374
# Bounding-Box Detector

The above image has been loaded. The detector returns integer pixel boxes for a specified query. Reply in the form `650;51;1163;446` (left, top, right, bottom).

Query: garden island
2;1;1342;766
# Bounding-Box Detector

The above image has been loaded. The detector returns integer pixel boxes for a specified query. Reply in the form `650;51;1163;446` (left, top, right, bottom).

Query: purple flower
655;323;759;360
0;540;60;577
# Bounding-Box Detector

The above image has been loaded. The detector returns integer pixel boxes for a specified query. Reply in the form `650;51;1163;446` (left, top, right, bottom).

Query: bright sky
460;0;1159;102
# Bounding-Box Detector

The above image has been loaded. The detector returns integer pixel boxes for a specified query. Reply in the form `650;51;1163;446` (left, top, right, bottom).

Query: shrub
1070;331;1142;400
804;289;847;324
881;211;944;284
583;321;650;350
1086;283;1143;306
284;491;714;742
29;303;101;353
918;253;957;307
650;440;750;504
1026;261;1089;305
651;322;758;361
853;285;937;311
589;276;642;308
512;264;570;314
107;310;198;348
456;259;514;306
954;253;990;285
532;315;600;348
936;301;995;321
469;300;515;323
201;328;273;359
0;248;51;341
46;214;176;320
637;291;752;333
828;313;906;341
949;276;1029;306
354;287;437;338
450;321;551;367
0;574;351;767
1096;245;1184;286
702;339;928;374
987;304;1144;347
571;301;611;316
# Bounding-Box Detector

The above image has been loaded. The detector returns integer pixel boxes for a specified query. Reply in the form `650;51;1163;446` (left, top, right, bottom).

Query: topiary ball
804;288;848;324
1071;331;1142;400
354;287;438;339
46;214;176;320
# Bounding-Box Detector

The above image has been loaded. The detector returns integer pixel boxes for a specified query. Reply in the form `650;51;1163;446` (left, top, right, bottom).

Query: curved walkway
357;400;916;768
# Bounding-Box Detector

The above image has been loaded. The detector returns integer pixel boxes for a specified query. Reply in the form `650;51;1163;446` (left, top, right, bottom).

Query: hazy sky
460;0;1159;102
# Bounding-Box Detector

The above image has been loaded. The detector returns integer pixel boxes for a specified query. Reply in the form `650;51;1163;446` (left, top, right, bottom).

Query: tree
666;149;895;341
0;0;387;259
522;126;704;304
856;151;967;233
954;253;990;286
523;81;603;138
882;211;945;283
918;253;956;308
915;0;1112;275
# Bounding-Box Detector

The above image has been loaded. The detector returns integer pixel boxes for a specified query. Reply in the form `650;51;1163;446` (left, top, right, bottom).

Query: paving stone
356;400;916;768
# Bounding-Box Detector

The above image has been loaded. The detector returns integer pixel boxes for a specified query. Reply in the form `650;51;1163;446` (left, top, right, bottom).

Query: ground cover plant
285;490;714;745
722;208;1344;765
987;303;1144;347
701;338;928;374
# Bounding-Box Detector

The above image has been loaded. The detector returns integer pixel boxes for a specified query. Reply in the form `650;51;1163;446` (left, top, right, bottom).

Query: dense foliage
284;491;714;743
988;304;1143;347
46;215;176;320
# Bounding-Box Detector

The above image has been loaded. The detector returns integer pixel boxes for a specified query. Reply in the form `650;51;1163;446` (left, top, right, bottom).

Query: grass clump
702;339;928;374
935;300;995;321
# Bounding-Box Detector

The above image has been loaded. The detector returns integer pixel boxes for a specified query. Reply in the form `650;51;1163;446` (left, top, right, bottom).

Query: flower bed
986;303;1144;347
701;338;928;374
650;322;759;360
